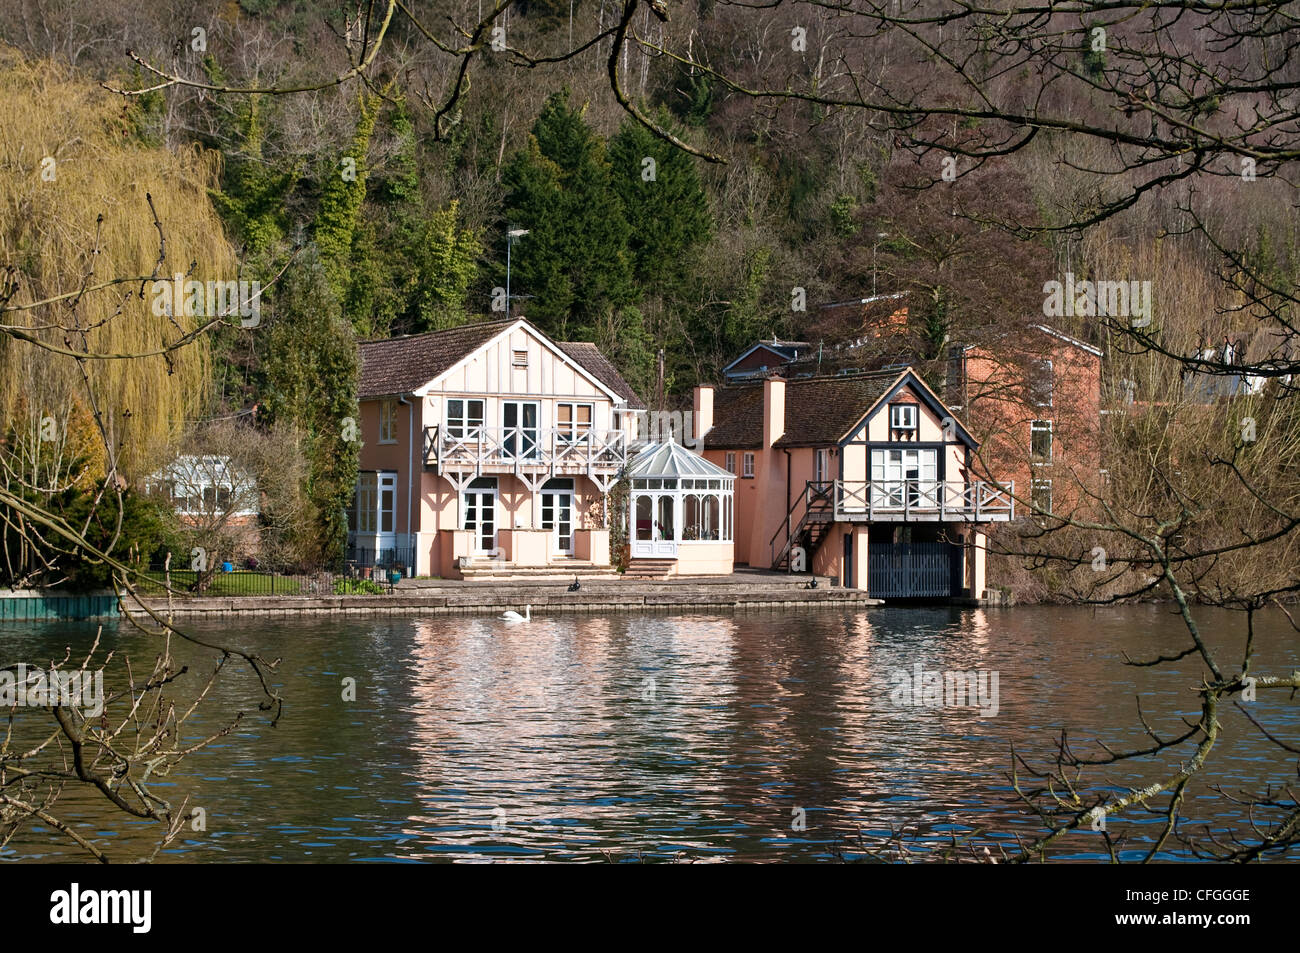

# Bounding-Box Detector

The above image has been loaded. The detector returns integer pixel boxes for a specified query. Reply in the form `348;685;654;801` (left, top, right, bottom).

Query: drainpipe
783;447;792;568
399;394;413;577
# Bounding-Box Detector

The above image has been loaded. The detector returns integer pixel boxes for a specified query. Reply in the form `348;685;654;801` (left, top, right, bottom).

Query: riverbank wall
115;574;883;619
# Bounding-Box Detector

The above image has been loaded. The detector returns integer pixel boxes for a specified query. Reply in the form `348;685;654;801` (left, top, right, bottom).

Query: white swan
500;605;531;623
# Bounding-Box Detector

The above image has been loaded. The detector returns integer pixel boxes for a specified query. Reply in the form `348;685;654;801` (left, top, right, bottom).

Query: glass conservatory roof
627;441;735;481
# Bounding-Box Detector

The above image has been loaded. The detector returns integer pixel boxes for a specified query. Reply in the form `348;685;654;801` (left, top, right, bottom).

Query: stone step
625;558;676;578
458;567;619;580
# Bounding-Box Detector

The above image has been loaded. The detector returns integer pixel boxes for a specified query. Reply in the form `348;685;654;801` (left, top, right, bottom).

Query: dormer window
889;403;918;433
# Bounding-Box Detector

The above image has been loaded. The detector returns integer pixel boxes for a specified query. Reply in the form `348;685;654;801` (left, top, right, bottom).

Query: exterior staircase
770;482;836;571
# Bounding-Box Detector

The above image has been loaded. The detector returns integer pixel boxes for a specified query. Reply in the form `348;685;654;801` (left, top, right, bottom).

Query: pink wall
356;322;633;577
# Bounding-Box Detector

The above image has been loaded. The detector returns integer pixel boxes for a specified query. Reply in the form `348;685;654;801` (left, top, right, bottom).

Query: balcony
422;425;628;478
831;480;1014;522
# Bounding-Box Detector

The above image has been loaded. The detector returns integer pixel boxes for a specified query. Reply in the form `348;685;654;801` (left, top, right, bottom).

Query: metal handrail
768;480;837;567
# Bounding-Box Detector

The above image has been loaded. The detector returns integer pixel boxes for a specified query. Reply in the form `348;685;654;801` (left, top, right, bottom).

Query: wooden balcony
770;479;1013;570
830;479;1014;522
422;425;627;482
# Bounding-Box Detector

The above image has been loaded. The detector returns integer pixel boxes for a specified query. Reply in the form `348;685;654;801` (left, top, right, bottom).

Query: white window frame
379;399;398;444
871;447;938;508
725;451;736;474
556;402;594;443
742;452;755;479
814;448;831;484
461;479;499;554
889;403;918;432
351;470;396;536
445;398;485;439
1031;419;1053;463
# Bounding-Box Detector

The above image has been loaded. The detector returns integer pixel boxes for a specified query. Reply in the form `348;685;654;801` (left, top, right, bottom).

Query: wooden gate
867;542;961;598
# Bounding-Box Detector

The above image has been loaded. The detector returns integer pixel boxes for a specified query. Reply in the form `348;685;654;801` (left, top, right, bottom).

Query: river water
1;605;1296;862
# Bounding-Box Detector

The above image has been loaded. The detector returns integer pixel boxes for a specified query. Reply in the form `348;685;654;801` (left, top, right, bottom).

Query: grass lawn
134;570;304;596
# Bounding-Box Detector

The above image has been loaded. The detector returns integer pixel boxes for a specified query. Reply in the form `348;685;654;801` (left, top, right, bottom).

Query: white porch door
541;491;574;555
376;471;397;557
631;494;678;557
462;487;497;554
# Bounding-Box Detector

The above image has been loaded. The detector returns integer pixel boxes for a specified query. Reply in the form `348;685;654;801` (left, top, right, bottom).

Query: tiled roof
773;371;901;447
556;342;646;409
703;384;765;449
357;319;645;407
723;340;812;375
358;319;514;399
704;370;903;450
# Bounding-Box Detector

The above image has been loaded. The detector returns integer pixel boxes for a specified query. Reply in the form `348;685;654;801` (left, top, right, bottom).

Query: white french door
462;482;498;554
872;449;938;508
502;401;539;460
350;471;398;559
631;494;678;557
376;472;397;552
541;491;574;555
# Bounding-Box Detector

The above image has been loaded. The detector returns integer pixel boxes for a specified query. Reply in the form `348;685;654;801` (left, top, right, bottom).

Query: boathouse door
867;541;960;598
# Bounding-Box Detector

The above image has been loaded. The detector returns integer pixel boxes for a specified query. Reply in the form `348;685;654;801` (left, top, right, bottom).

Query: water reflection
0;605;1295;862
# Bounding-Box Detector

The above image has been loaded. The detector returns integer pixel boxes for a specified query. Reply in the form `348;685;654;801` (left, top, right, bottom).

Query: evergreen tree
412;201;483;332
315;93;380;331
608;115;712;296
261;249;359;565
502;92;635;339
207;93;299;256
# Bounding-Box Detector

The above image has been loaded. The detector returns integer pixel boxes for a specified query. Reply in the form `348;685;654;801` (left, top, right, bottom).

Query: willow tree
0;50;237;485
0;52;282;861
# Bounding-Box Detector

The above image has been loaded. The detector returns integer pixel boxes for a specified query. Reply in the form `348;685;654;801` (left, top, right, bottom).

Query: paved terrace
123;569;881;618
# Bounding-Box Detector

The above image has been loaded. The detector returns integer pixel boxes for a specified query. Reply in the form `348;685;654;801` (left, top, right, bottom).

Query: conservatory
627;441;735;575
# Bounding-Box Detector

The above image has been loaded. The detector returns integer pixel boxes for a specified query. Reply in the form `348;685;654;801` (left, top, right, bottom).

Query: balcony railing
832;479;1014;521
423;425;627;474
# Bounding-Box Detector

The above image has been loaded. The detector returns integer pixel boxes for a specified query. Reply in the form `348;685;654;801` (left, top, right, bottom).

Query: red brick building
949;326;1103;518
717;319;1104;521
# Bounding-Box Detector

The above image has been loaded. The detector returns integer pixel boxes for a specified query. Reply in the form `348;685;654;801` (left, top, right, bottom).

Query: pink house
697;367;1015;598
349;318;644;578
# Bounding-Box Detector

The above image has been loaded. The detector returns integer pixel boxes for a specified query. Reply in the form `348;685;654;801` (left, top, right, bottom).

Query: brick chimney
763;376;786;446
693;385;714;443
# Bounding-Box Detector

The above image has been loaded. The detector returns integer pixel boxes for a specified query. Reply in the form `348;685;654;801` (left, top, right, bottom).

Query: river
1;604;1295;862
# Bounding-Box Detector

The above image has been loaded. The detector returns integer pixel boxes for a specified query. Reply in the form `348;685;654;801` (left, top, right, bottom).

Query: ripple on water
1;605;1295;862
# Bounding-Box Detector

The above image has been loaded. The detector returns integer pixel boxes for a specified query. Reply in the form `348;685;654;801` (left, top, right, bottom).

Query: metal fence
345;543;417;572
131;547;418;598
